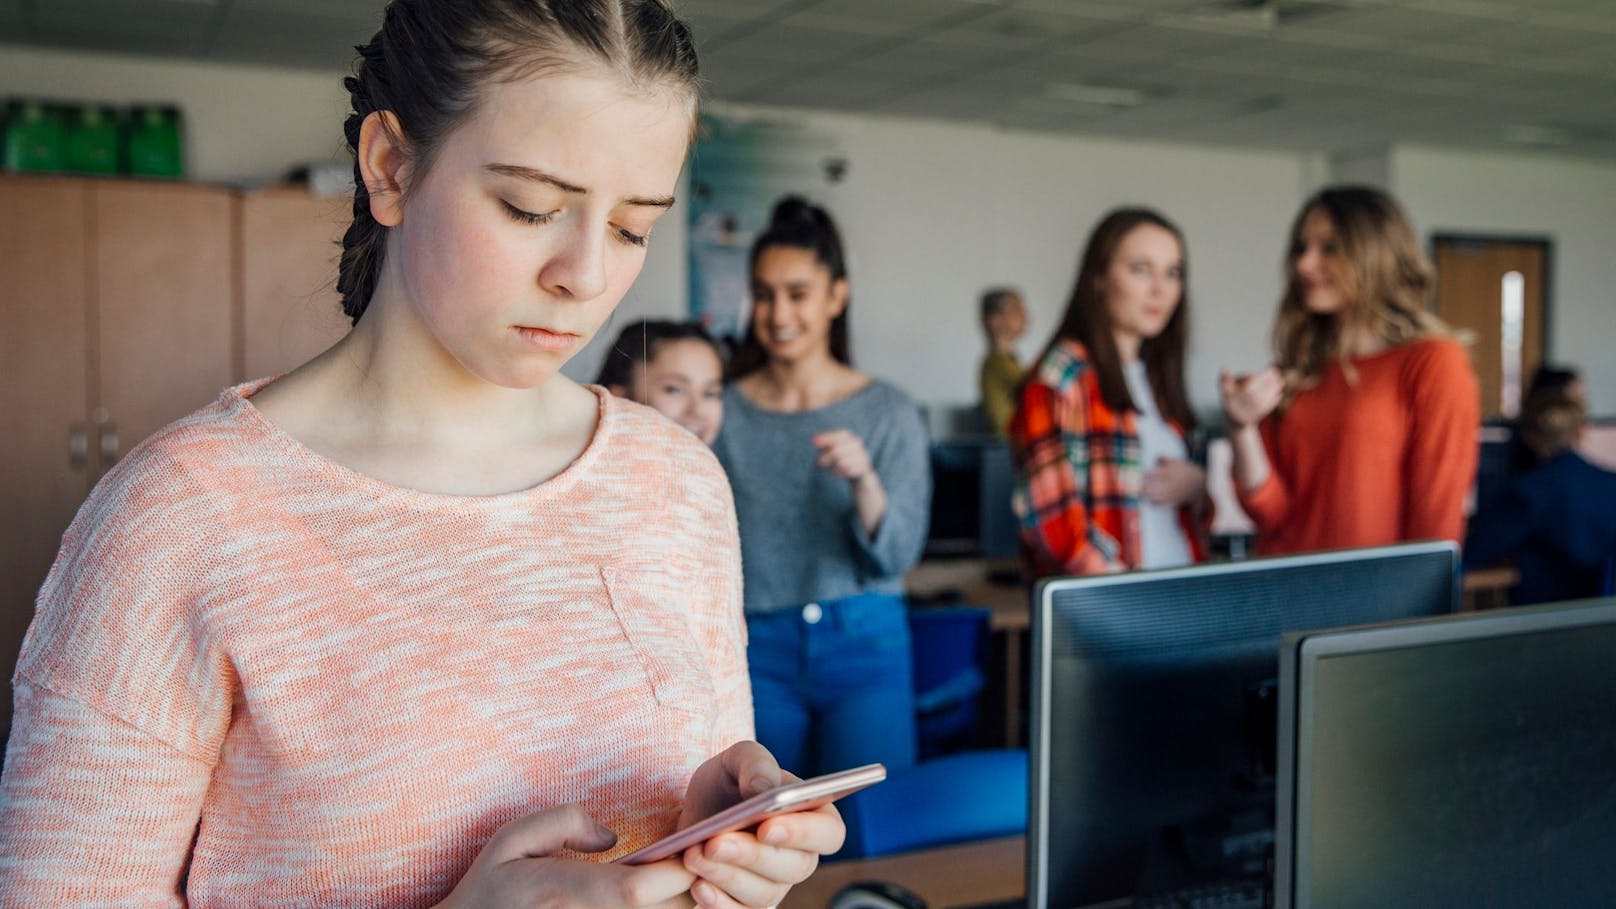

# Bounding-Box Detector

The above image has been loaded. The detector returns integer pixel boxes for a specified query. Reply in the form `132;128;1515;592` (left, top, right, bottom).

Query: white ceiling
3;0;1615;159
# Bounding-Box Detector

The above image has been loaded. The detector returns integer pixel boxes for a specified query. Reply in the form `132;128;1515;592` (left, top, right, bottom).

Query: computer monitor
1029;542;1460;909
1275;597;1616;909
925;438;1019;560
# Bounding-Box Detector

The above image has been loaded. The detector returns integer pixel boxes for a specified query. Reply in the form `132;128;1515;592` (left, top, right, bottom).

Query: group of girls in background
598;184;1485;785
1011;186;1479;581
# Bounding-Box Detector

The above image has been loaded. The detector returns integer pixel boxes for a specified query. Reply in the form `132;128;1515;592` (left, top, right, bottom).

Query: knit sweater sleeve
0;437;230;903
1236;416;1292;535
707;468;754;752
0;681;211;907
848;390;932;582
1400;338;1480;544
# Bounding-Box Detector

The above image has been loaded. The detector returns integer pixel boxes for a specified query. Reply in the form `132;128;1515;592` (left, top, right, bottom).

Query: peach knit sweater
0;380;751;907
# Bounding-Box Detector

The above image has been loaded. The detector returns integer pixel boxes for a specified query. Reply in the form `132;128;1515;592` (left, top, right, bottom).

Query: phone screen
616;763;886;865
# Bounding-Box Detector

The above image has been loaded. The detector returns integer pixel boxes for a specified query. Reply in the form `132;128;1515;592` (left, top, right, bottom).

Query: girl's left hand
812;429;873;483
678;742;845;909
1142;458;1207;507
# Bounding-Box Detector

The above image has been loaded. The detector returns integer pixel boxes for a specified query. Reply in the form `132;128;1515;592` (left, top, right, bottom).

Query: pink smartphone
616;763;886;865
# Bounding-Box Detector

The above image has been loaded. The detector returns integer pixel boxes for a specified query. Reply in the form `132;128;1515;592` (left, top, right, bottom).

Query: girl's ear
828;277;850;318
358;110;411;228
606;383;630;398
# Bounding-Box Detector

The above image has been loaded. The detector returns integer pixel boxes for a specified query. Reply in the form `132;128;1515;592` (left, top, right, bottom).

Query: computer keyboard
1131;877;1268;909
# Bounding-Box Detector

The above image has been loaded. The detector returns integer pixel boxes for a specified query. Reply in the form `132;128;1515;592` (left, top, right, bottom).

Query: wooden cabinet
1;178;92;737
95;181;235;462
0;175;349;739
240;190;351;379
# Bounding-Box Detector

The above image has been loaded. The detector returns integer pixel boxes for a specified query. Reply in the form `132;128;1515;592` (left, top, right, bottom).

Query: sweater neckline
728;377;881;418
224;376;613;511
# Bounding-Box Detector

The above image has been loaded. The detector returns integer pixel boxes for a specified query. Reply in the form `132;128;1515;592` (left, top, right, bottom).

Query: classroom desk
1461;564;1519;611
781;836;1027;909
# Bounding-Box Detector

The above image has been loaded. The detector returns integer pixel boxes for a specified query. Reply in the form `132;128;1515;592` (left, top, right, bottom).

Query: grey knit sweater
713;380;932;615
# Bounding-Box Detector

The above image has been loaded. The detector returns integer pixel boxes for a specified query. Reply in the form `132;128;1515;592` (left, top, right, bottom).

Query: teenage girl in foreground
0;1;841;906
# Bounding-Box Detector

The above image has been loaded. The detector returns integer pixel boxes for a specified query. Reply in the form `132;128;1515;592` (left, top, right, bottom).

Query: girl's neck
748;351;861;412
1113;329;1143;365
318;296;582;447
1335;321;1388;360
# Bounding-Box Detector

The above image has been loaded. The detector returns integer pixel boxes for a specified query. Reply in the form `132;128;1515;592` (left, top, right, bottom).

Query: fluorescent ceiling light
1043;82;1148;108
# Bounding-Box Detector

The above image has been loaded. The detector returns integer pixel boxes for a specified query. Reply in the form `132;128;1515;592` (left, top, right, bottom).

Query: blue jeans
746;591;918;778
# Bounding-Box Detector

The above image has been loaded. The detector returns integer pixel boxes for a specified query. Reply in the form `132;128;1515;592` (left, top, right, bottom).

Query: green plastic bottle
3;100;68;173
66;104;121;175
125;105;185;178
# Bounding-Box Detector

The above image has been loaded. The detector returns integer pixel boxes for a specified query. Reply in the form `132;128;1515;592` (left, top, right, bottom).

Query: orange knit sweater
0;380;751;907
1238;338;1479;555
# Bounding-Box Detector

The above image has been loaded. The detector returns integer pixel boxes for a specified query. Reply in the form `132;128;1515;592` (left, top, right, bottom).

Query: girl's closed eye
501;200;555;225
615;225;649;248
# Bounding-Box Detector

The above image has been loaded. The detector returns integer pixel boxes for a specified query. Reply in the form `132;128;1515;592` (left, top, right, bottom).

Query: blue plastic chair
908;605;991;760
837;748;1028;858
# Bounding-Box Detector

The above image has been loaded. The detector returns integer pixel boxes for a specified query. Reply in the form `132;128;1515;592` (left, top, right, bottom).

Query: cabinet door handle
69;423;90;471
99;421;120;467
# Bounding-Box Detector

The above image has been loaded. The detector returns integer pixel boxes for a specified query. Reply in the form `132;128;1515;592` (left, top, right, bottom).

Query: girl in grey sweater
713;196;931;778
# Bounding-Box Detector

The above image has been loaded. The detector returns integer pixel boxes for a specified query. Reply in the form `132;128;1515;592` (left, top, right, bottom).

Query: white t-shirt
1124;361;1193;569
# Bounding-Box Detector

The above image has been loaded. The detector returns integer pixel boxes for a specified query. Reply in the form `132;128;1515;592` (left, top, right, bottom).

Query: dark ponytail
728;195;852;378
336;0;701;324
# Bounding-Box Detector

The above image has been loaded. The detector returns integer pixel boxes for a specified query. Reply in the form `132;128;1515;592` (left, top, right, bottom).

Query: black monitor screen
1030;542;1459;909
1279;599;1616;909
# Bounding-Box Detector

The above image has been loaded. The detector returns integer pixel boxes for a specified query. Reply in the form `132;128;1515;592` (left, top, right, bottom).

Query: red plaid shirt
1009;339;1208;578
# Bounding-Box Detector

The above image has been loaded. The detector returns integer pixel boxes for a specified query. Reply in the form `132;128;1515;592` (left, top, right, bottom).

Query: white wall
11;44;1609;419
0;44;349;184
1391;145;1616;417
628;104;1311;422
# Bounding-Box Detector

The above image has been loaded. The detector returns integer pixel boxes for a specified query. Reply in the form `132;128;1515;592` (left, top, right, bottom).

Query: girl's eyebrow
484;163;675;209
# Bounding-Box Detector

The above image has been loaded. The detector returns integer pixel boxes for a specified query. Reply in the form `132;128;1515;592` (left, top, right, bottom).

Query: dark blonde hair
1272;186;1453;393
338;0;700;324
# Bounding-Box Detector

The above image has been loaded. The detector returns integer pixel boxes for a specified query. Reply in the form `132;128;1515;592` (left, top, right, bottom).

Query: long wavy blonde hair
1272;186;1456;396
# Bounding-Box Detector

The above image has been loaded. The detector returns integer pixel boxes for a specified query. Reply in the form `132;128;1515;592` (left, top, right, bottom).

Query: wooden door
1433;237;1549;418
0;176;91;735
240;190;351;381
92;181;234;473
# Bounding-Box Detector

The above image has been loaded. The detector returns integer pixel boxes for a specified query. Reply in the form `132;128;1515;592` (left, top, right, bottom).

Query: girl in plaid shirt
1010;209;1210;578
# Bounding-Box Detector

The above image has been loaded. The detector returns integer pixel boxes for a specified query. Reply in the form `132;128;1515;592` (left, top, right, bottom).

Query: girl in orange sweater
1221;186;1479;555
0;2;841;907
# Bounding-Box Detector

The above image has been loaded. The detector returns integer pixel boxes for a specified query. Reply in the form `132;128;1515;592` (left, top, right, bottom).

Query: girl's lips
515;326;578;352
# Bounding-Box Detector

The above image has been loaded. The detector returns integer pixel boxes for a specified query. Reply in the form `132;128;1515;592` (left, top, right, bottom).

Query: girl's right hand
1219;367;1284;430
436;804;696;909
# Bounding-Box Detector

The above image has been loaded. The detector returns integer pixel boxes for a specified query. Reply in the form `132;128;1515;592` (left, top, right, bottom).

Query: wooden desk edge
781;836;1026;909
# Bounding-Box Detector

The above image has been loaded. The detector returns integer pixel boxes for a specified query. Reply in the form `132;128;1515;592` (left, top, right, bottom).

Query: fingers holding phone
681;771;848;909
437;803;694;909
683;802;842;909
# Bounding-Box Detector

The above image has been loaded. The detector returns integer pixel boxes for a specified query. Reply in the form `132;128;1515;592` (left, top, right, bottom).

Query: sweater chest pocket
602;566;718;716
